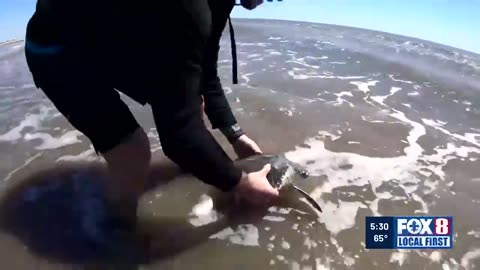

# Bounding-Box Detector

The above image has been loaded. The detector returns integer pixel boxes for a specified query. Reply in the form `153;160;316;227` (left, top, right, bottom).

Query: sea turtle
235;154;322;212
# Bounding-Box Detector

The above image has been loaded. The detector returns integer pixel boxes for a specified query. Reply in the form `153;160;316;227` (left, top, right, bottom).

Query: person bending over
24;0;278;224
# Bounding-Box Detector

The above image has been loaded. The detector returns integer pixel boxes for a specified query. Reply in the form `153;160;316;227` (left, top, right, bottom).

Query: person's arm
155;95;243;192
149;1;247;193
200;2;243;143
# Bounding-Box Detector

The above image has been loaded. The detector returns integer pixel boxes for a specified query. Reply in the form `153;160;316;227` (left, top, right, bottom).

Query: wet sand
0;19;480;269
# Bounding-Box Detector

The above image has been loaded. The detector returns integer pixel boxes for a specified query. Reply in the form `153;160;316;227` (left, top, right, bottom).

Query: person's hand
232;134;262;159
232;164;279;206
240;0;264;10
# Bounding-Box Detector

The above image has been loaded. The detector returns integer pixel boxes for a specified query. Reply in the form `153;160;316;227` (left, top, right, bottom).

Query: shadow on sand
0;159;280;269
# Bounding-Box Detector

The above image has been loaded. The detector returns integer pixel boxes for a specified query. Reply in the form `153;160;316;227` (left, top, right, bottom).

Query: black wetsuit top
26;0;244;192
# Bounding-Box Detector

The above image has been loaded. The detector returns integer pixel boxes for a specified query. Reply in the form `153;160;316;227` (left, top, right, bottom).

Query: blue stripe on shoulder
25;39;64;55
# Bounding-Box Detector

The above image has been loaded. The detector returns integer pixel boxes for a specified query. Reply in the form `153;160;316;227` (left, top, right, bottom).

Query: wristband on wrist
220;123;245;143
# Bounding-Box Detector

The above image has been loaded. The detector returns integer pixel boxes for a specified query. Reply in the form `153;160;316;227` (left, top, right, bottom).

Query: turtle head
266;155;310;189
294;167;309;179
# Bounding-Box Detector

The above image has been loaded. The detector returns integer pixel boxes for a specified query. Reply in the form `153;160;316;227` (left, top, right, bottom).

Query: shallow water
0;19;480;269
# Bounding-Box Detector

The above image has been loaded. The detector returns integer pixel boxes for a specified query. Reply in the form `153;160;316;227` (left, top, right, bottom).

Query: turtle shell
234;154;320;212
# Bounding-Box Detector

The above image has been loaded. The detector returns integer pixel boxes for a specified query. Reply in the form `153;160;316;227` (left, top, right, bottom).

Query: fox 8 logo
398;217;450;235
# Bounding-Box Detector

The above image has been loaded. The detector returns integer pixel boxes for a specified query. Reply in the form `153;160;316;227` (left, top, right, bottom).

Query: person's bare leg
102;127;152;221
200;95;205;121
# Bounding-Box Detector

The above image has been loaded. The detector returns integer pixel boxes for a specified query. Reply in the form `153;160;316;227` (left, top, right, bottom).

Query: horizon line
1;17;479;55
229;17;480;55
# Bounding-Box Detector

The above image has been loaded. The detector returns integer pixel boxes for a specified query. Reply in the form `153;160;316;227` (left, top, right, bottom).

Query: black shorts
25;0;218;154
25;41;142;154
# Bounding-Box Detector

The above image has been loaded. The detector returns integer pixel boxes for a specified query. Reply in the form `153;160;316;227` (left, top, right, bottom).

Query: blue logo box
365;216;453;249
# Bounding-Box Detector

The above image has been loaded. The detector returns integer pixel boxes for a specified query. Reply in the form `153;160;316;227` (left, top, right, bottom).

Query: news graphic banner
365;216;453;249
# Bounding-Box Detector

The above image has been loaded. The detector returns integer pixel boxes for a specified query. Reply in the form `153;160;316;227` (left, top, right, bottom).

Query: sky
1;0;479;53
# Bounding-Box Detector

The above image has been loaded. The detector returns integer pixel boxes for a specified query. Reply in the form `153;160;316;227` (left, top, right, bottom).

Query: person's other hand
240;0;264;10
232;134;262;159
232;164;279;206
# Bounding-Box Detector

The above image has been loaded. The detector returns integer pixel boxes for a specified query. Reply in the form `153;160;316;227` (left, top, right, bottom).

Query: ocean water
0;19;480;269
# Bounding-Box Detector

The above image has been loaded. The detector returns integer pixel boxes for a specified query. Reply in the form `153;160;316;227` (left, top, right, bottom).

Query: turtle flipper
292;185;322;212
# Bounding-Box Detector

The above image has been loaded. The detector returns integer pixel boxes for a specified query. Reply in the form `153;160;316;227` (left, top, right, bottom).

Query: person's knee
129;128;152;166
103;128;152;176
201;95;205;120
